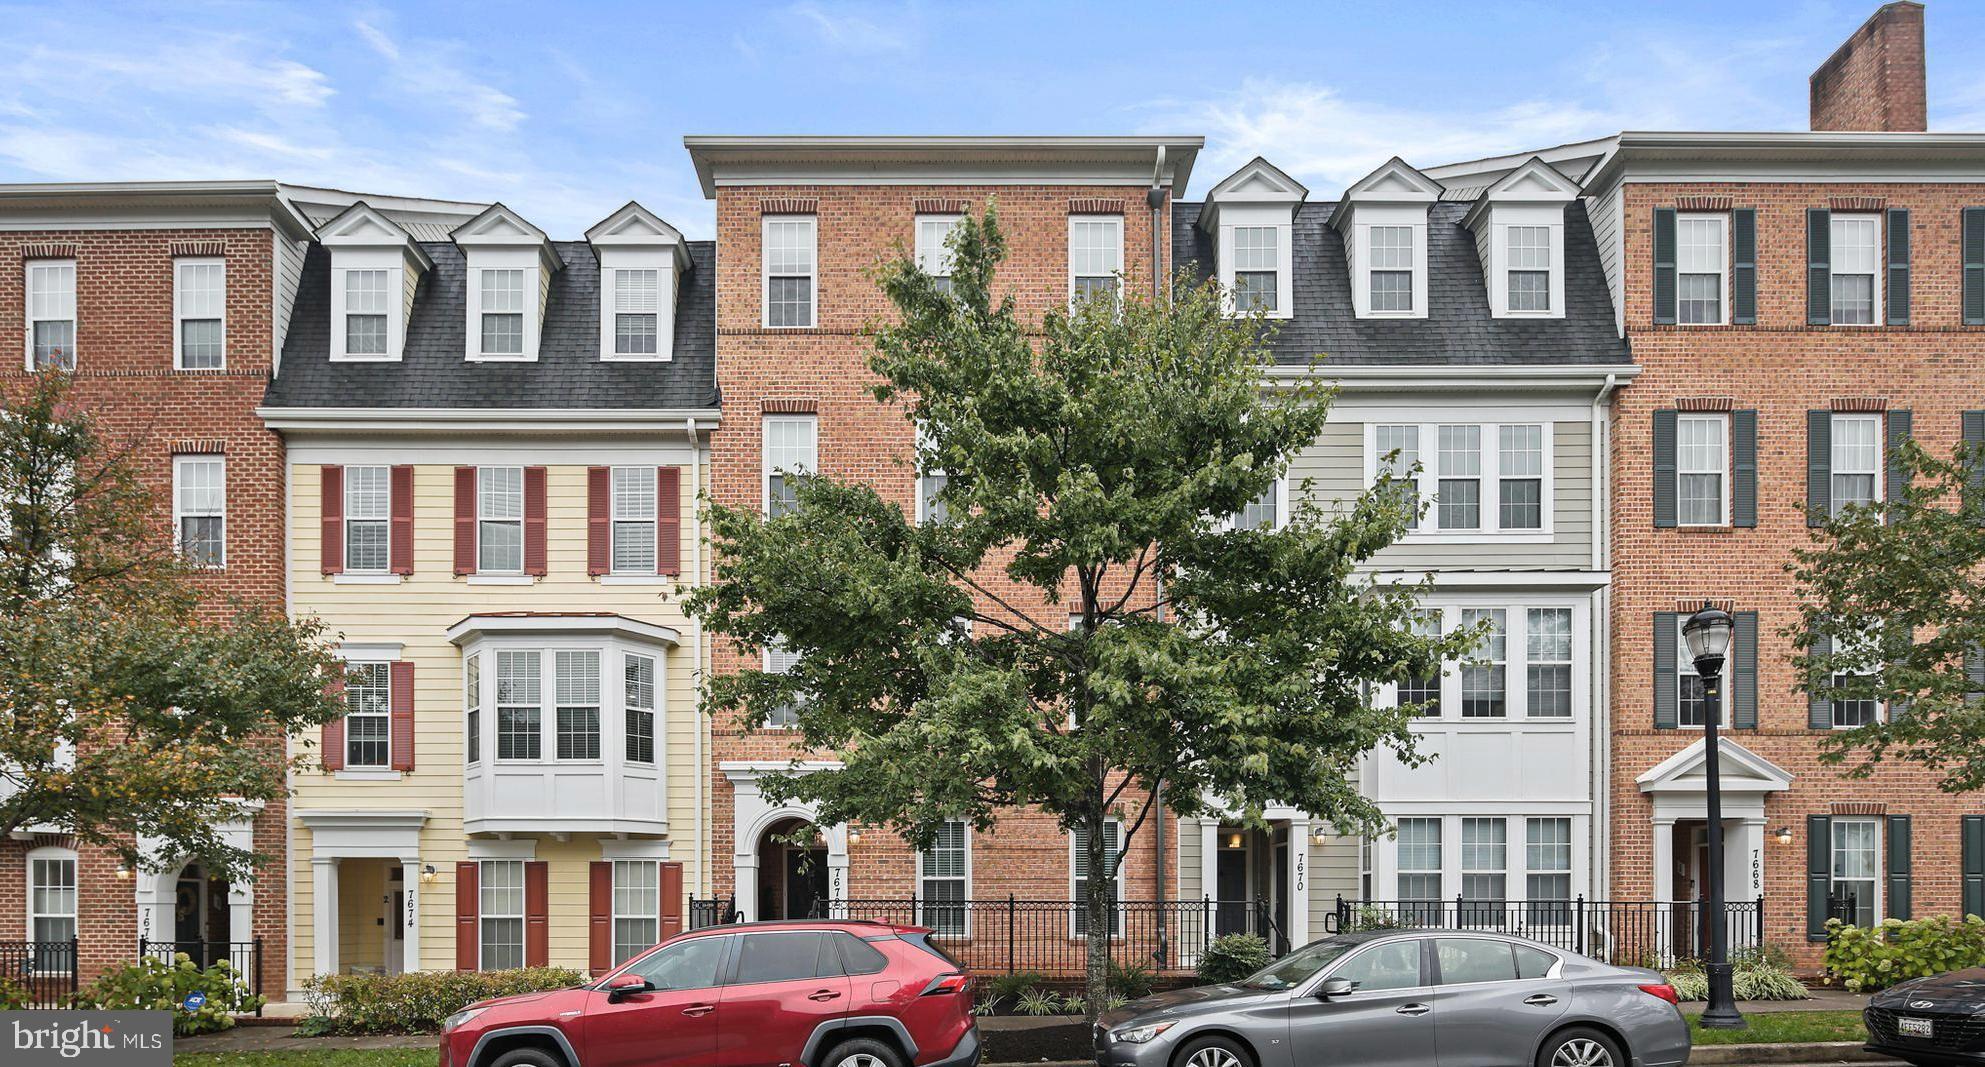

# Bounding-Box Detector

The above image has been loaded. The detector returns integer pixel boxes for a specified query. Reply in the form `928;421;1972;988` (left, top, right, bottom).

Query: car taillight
922;973;970;996
1638;983;1680;1005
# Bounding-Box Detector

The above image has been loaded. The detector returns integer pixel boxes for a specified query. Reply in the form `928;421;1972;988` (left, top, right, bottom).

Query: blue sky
2;1;1981;238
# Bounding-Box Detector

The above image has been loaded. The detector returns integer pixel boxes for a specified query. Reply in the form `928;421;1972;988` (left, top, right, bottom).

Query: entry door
385;868;406;975
1215;835;1250;935
784;849;828;919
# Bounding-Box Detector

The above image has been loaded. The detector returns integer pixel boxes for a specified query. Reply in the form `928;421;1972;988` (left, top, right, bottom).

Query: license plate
1899;1017;1934;1038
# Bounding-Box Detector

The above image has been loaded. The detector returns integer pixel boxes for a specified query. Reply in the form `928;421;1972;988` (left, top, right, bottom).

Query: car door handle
808;989;842;1002
683;1004;715;1017
1395;1004;1430;1016
1523;994;1559;1007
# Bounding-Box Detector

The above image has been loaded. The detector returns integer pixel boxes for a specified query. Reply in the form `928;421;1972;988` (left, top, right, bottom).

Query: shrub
1197;934;1272;986
1058;993;1086;1017
1662;969;1709;1002
1107;958;1156;1000
1825;915;1985;992
302;967;587;1034
1015;987;1061;1016
0;978;31;1011
80;955;263;1036
988;969;1048;1003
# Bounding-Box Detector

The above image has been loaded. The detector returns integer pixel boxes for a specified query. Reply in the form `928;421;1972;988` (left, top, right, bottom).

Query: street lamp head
1684;606;1734;677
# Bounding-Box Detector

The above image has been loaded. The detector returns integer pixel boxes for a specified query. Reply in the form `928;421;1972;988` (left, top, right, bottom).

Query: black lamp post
1684;606;1746;1030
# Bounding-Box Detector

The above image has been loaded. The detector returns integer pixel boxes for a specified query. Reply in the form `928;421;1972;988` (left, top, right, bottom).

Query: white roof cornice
1327;157;1443;230
586;200;691;271
452;202;563;272
683;134;1203;198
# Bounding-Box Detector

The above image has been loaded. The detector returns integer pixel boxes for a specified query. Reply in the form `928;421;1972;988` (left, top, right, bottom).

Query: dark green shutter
1808;410;1832;526
1732;208;1757;324
1809;630;1835;729
1963;207;1985;326
1733;610;1758;729
1653;208;1678;326
1887;815;1912;920
1963;411;1985;524
1887;409;1912;511
1964;816;1985;919
1733;409;1758;527
1808;209;1833;325
1654;612;1679;729
1808;815;1833;941
1887;209;1910;325
1652;410;1678;528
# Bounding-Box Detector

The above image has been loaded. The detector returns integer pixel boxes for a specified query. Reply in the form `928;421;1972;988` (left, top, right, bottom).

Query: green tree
1790;437;1985;791
687;210;1468;1012
0;373;344;878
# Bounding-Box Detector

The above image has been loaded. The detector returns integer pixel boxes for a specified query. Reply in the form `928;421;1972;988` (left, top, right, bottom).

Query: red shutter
389;661;415;772
587;467;611;576
588;861;613;975
453;467;477;575
455;862;480;971
659;861;685;941
657;467;681;577
389;465;415;575
525;860;550;967
320;466;344;575
523;467;548;577
321;669;346;771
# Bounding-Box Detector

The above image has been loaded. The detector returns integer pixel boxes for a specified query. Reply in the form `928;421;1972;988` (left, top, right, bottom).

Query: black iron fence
138;938;264;1015
808;898;1283;976
0;940;78;1007
689;897;739;930
1331;896;1765;969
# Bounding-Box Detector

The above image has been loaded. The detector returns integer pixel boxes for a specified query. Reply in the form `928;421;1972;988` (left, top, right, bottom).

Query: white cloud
786;1;914;54
5;37;333;115
351;16;525;132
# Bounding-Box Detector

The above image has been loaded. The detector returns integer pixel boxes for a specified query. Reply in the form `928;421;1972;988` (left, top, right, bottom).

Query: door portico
1636;738;1794;905
721;762;850;922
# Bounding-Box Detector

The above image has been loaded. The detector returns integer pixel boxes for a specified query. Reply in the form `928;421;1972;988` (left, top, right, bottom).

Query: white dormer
317;202;432;362
586;201;691;362
1328;157;1442;320
1462;157;1579;319
453;204;562;362
1199;157;1306;319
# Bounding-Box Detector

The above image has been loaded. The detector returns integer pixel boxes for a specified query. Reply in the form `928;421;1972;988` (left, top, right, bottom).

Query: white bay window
1372;422;1553;538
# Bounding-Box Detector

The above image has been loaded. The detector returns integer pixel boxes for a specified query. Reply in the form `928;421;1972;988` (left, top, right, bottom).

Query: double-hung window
764;416;816;517
1675;614;1730;728
344;465;391;572
613;860;660;963
1069;217;1122;308
495;650;542;761
174;258;226;369
479;269;526;356
174;455;226;568
464;654;482;765
762;640;802;728
1678;415;1728;526
624;653;656;764
612;269;660;356
1381;423;1549;536
1830;216;1880;326
1506;226;1550;312
478;467;525;573
555;651;602;760
1376;424;1421;529
612;467;658;573
28;852;76;970
919;820;969;936
1459;608;1508;717
344;662;391;768
1525;608;1573;717
764;216;816;328
1459;817;1508;921
1830;413;1881;514
1830;818;1879;927
479;860;526;970
1831;623;1885;729
1071;819;1122;936
1437;426;1483;530
26;259;75;370
344;270;390;357
1396;817;1442;910
1676;215;1726;325
1369;226;1413;312
1232;483;1279;532
916;215;962;294
1397;608;1443;716
1497;425;1545;530
1232;226;1279;313
1525;817;1573;924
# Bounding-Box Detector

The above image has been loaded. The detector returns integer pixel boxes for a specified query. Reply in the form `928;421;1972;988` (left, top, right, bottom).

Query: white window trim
915;214;964;286
1068;818;1125;940
1216;210;1295;320
342;660;394;769
466;261;541;362
762;415;818;516
1375;813;1590;910
343;464;392;575
1829;213;1884;328
465;651;482;767
610;466;659;576
173;454;226;569
1674;213;1729;327
1489;217;1565;320
466;636;663;768
25;845;77;963
1353;214;1428;319
478;858;527;971
24;258;77;371
761;215;818;330
477;465;526;576
599;260;676;362
1829;413;1885;517
1366;422;1555;542
623;651;659;766
1674;614;1733;730
330;259;406;362
172;256;227;371
915;821;973;938
1380;598;1587;724
1222;475;1287;532
1829;816;1884;924
1067;215;1124;309
1676;413;1732;529
611;858;662;963
761;640;802;730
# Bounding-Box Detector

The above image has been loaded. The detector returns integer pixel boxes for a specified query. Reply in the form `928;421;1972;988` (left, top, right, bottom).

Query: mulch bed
980;1019;1091;1063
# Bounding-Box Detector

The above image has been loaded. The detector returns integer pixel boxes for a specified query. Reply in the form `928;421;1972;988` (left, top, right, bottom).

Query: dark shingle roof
265;239;718;409
1173;200;1628;366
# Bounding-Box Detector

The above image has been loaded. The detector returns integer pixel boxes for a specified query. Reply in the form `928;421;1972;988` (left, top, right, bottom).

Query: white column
733;855;759;923
400;859;422;974
1734;820;1764;902
312;857;340;976
1651;818;1675;956
1287;818;1311;946
825;823;851;918
1198;821;1219;901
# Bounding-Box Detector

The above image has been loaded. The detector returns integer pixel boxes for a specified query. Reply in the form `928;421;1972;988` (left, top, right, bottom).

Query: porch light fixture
421;865;438;884
846;828;862;847
1225;833;1244;850
1684;605;1746;1032
114;864;132;881
1311;826;1330;846
1774;826;1794;846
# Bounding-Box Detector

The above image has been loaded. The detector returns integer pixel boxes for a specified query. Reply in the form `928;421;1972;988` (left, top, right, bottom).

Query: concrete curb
1687;1043;1892;1065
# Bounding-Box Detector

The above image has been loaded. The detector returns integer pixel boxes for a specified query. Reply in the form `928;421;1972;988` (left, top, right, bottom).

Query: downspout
1589;373;1619;904
1148;145;1169;964
689;416;706;896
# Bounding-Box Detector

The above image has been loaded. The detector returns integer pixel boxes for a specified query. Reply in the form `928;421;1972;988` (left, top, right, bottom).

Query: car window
733;931;829;984
834;933;888;976
1329;940;1422;992
1238;938;1355;990
629;935;728;991
1513;945;1557;979
1436;939;1517;984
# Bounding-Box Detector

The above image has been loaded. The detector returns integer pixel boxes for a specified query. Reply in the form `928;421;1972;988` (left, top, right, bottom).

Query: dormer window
588;201;689;361
1198;157;1305;320
344;271;391;356
1369;226;1414;312
1463;157;1577;320
1506;227;1550;312
1231;227;1279;312
454;203;560;363
1331;158;1441;320
318;201;430;363
611;270;659;355
478;269;526;356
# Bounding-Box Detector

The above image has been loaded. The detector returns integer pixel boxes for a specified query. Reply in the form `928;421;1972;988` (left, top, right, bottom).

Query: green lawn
176;1052;432;1067
1685;1009;1867;1045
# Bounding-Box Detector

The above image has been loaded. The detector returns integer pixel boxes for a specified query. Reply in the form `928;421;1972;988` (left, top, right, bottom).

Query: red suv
439;920;979;1067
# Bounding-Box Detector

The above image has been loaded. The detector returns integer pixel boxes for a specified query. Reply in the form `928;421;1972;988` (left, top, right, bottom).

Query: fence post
254;937;265;1016
69;937;79;999
1007;894;1016;976
1755;893;1765;946
1575;895;1586;957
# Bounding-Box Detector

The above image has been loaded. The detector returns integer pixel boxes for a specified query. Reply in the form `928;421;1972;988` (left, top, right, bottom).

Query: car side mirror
1316;977;1355;999
606;974;654;1002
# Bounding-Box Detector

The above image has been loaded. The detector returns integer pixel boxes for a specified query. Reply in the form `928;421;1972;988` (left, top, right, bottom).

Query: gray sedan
1095;930;1689;1067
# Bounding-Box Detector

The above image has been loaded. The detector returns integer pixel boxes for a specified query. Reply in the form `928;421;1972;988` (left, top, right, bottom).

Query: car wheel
1537;1027;1624;1067
1173;1035;1254;1067
823;1036;906;1067
490;1048;566;1067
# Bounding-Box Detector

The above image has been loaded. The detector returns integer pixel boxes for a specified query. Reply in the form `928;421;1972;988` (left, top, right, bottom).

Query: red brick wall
0;227;289;997
1611;181;1985;966
708;184;1178;916
1809;1;1926;133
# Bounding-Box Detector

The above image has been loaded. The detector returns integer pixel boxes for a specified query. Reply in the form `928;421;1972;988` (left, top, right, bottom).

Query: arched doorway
757;817;828;920
173;864;232;967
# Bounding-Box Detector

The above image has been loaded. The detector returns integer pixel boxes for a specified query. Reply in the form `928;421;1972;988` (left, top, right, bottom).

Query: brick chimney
1810;1;1927;131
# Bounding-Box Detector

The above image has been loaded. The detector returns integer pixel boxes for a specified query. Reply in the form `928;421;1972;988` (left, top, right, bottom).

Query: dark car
1866;967;1985;1065
1096;930;1689;1067
438;919;979;1067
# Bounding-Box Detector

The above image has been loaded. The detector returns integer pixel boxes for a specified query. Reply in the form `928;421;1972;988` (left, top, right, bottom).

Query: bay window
1398;602;1584;720
625;653;657;765
554;651;602;761
1375;422;1552;537
1459;608;1507;717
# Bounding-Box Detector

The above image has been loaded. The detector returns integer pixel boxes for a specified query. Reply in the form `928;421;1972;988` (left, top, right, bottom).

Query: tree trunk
1084;810;1110;1022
